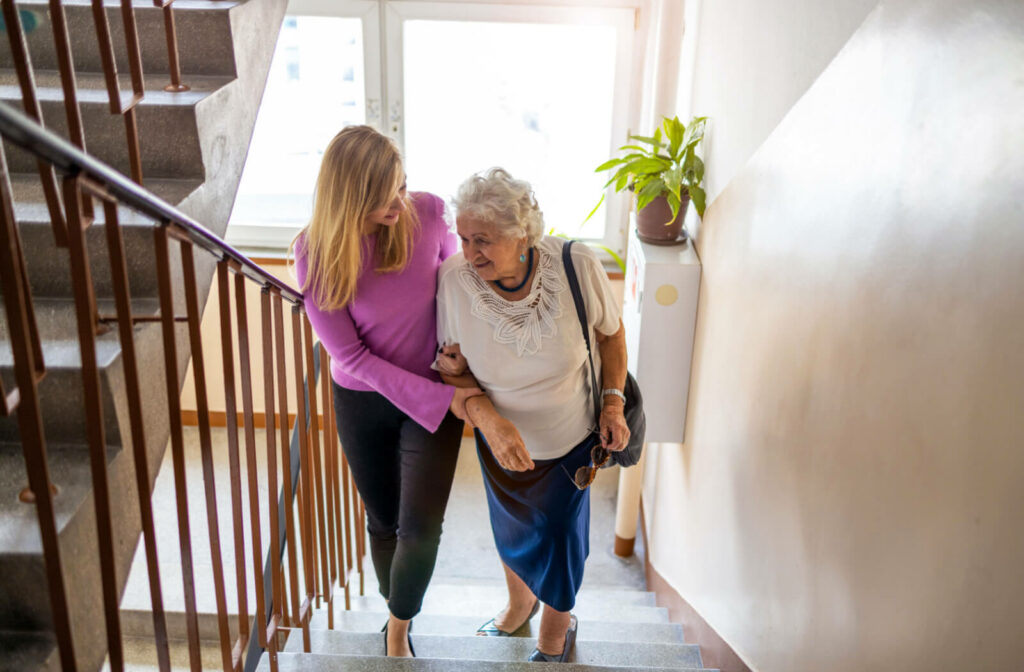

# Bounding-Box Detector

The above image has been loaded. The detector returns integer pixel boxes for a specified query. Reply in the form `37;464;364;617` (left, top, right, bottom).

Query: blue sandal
476;599;541;636
527;614;577;663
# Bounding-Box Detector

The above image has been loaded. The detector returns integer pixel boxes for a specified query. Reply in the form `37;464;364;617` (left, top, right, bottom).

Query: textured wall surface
645;0;1024;669
677;0;878;209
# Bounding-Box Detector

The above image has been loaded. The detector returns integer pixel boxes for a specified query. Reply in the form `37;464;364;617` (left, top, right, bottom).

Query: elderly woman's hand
436;343;468;376
470;401;534;472
599;398;631;453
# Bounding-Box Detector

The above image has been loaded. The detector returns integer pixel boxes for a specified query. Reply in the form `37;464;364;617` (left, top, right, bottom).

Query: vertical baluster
98;191;171;672
120;0;147;183
156;0;189;92
180;238;233;671
0;143;75;672
291;306;314;652
341;448;353;571
90;0;144;184
357;496;366;595
259;288;283;659
49;0;93;219
62;176;124;671
215;261;250;668
153;224;203;672
0;0;67;243
273;293;302;627
323;350;346;605
319;343;339;629
233;271;267;663
303;316;331;609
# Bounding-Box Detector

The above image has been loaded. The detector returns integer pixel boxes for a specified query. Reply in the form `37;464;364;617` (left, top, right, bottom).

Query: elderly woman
434;168;630;663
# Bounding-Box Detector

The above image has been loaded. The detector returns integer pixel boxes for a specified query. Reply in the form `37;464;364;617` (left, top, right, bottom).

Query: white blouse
436;236;622;459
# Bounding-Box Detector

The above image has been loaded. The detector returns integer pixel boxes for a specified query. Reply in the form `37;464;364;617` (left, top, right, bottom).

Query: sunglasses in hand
570;442;611;490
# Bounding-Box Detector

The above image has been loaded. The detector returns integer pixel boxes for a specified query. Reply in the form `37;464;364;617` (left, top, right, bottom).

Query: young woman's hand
436;343;468;376
599;398;630;452
450;386;484;423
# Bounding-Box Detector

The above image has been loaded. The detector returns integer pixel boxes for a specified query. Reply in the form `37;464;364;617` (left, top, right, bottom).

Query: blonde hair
292;126;418;311
453;167;544;246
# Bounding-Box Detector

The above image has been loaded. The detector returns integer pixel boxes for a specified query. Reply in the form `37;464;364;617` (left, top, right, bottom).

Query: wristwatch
601;388;626;403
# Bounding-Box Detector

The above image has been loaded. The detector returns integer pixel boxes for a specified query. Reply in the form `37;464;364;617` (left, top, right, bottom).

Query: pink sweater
295;192;456;432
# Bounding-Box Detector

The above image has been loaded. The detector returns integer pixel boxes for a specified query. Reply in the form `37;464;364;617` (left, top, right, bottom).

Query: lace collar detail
456;246;565;357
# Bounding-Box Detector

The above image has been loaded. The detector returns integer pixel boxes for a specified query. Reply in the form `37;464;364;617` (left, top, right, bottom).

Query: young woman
293;125;481;657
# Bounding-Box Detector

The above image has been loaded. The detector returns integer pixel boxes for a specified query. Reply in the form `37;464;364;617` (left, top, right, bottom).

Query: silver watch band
601;388;626;403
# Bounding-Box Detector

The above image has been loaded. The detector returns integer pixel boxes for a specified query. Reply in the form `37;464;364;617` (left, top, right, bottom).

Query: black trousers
332;383;463;619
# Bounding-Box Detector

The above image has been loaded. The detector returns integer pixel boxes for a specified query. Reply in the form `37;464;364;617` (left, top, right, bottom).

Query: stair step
0;630;59;672
311;611;684;646
0;1;240;78
0;297;163;445
283;629;704;669
0;442;110;632
261;651;710;672
367;580;658;609
0;71;220;180
342;598;669;625
7;172;202;299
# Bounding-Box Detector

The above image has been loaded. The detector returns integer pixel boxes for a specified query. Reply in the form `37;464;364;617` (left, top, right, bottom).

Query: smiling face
363;180;408;231
456;214;527;284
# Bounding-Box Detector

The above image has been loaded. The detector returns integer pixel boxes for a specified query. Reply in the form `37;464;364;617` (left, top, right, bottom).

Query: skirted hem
475;429;598;612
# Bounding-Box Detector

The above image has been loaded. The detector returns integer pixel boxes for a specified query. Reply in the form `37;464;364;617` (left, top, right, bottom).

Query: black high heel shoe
381;619;415;657
527;614;577;663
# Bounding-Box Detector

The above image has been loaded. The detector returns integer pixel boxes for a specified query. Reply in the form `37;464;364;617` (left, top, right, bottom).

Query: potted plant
592;115;707;245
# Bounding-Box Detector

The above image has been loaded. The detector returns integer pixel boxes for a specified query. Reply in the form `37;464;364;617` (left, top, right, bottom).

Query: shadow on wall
653;0;1024;670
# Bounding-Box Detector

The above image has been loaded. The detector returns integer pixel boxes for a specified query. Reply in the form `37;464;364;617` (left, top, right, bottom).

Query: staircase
0;3;716;672
267;581;708;672
0;1;286;671
112;438;715;672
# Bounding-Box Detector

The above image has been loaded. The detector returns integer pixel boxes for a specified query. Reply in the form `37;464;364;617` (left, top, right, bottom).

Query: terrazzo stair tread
310;611;685;645
260;651;711;672
343;597;669;625
0;1;240;78
361;581;658;608
283;628;705;669
0;71;236;105
9;172;202;299
0;297;162;445
0;442;117;631
0;73;218;179
0;630;59;672
8;172;204;218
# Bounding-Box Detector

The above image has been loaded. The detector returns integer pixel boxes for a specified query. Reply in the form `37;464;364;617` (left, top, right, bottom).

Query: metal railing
3;0;188;197
0;48;362;672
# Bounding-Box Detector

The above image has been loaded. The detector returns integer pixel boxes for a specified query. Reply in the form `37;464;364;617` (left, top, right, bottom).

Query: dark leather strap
561;240;603;427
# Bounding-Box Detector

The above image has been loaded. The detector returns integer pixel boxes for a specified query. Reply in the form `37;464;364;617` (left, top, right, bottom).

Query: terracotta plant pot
635;192;690;245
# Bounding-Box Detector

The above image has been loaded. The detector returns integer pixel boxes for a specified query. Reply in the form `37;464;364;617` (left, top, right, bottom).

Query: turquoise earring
519;252;527;263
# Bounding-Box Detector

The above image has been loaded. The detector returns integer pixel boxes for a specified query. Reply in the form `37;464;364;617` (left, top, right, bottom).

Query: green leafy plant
591;115;708;224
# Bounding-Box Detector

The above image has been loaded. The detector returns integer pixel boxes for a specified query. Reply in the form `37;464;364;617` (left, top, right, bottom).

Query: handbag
561;240;646;468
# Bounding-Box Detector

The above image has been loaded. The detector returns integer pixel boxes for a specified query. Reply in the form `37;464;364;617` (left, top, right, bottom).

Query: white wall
676;0;878;207
643;0;1024;670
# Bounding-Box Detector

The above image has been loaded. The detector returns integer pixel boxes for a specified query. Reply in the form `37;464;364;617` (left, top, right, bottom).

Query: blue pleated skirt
475;429;598;612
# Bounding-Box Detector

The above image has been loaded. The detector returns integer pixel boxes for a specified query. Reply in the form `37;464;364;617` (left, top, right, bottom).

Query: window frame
227;0;646;258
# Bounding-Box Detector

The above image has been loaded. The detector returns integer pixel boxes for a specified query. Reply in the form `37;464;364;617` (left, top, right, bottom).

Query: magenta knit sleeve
296;248;455;433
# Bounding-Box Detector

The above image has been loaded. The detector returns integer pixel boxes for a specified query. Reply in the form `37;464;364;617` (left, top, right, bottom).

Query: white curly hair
452;168;544;246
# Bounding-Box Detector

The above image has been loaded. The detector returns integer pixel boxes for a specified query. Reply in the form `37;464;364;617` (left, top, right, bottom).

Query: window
227;0;640;255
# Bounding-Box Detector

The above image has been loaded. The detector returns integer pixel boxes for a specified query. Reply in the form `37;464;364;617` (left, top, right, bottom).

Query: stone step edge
120;608;684;644
265;651;715;672
282;629;705;668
